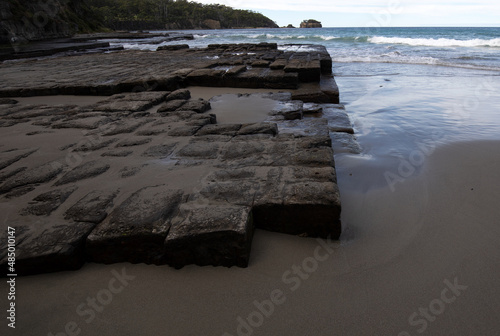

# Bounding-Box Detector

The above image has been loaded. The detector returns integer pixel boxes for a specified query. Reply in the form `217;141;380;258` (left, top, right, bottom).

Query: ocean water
114;27;500;73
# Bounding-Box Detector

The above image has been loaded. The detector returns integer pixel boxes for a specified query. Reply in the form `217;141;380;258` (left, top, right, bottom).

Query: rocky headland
0;43;359;275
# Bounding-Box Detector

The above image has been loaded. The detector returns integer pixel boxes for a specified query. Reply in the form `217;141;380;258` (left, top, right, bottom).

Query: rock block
186;69;226;86
176;142;221;159
164;205;253;268
253;181;341;239
237;122;278;136
178;99;211;113
0;219;96;275
0;161;65;195
20;187;77;216
166;89;191;101
86;186;184;264
320;75;340;104
54;160;110;186
284;59;321;82
196;124;242;136
157;99;187;112
65;190;118;224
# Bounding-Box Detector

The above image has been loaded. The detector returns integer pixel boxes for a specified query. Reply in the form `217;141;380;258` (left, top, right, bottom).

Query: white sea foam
368;36;500;48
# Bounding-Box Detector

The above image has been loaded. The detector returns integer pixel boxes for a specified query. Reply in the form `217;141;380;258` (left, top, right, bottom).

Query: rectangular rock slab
164;205;254;268
0;220;96;275
253;182;341;239
86;186;184;264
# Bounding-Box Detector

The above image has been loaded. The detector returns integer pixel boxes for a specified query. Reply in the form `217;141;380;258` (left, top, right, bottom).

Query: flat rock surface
0;44;358;275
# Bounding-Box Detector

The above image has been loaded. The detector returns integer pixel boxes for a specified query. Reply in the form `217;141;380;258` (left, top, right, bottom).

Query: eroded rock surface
0;43;359;275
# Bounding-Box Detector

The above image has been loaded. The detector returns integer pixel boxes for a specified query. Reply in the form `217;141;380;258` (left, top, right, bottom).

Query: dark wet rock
26;130;55;136
72;138;117;152
0;148;38;171
86;186;184;264
298;135;333;149
101;150;133;157
0;161;65;194
199;181;260;207
222;141;266;160
142;143;178;158
226;65;247;76
4;185;37;198
330;133;362;154
0;220;97;276
324;105;354;134
54;160;110;186
291;88;332;104
0;167;27;183
20;186;77;216
157;99;187;112
291;167;337;182
119;165;144;178
158;44;190;51
271;101;303;120
237;122;278;136
178;99;211;113
166;89;191;101
10;106;77;121
92;97;155;112
116;137;152;147
136;128;167;136
251;60;271;67
0;43;347;272
186;69;226;86
0;98;18;104
253;181;341;239
103;120;147;135
65;190;119;224
52;116;111;130
292;147;334;167
0;120;21;127
320;75;340;104
207;168;256;182
303;103;324;114
177;142;220;159
196;124;242;136
119;91;170;104
164;205;253;268
185;113;216;126
269;59;287;70
232;68;298;89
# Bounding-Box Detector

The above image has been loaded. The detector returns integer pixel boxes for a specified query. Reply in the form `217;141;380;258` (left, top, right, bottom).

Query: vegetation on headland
88;0;279;30
1;0;278;43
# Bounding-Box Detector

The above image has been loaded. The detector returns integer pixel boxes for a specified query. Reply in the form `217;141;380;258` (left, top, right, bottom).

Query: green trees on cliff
87;0;278;30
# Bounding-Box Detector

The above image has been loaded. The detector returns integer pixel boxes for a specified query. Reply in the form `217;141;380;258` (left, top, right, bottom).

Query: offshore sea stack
300;20;323;28
0;43;357;275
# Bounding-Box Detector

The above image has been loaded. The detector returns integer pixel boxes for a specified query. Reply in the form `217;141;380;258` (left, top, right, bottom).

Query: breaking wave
368;36;500;48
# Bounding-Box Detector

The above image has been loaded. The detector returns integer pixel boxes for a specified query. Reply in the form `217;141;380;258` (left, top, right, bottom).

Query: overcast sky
195;0;500;27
